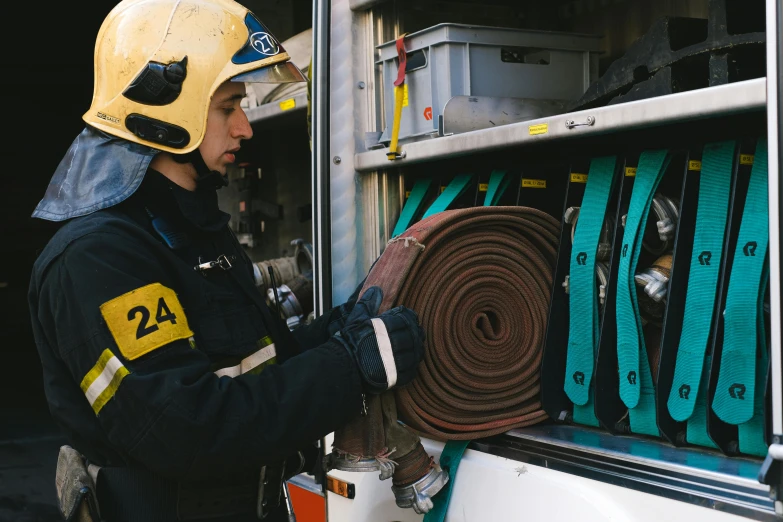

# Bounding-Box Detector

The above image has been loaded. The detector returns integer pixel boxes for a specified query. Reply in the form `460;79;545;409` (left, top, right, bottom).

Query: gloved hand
327;277;366;336
326;256;380;336
335;286;425;394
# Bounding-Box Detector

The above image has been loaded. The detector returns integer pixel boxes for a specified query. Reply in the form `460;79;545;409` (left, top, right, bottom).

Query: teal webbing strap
574;282;602;427
392;178;433;237
738;269;770;456
572;394;600;427
713;139;769;453
667;141;735;433
564;157;617;416
422;174;474;219
685;357;719;448
627;344;659;436
617;150;671;415
738;275;769;457
484;170;510;206
423;440;470;522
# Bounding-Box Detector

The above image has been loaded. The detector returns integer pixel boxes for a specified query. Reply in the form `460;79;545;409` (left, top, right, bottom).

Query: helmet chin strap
173;149;229;191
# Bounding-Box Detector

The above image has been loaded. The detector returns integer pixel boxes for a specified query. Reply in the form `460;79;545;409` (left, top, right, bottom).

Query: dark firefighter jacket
28;170;363;520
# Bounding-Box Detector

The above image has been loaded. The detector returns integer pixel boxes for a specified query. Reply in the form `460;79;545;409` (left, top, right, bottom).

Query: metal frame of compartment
309;0;783;516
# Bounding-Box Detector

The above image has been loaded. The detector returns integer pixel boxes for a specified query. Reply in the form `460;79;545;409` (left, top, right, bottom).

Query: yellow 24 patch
100;283;193;361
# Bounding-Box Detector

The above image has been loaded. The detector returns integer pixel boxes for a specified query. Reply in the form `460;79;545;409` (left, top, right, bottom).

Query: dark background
0;4;117;520
0;2;116;437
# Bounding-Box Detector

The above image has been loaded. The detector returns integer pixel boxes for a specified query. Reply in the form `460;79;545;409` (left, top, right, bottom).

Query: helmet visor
231;61;306;84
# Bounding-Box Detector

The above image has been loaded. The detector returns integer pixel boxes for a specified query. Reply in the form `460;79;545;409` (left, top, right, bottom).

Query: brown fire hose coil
329;206;560;511
395;207;559;438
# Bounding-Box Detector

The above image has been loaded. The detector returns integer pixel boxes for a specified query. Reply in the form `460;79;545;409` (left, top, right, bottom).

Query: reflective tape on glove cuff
371;317;398;389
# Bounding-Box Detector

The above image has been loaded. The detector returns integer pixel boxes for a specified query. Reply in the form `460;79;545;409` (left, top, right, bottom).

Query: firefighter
27;1;425;520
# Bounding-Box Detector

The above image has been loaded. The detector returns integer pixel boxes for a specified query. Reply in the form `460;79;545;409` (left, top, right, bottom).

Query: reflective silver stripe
215;344;276;378
370;318;397;389
85;355;126;406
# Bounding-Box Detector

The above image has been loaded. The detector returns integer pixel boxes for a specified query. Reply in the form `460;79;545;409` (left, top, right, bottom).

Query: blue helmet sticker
232;13;285;64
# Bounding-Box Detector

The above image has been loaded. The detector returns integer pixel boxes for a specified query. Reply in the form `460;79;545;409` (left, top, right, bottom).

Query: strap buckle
194;254;235;275
257;462;286;519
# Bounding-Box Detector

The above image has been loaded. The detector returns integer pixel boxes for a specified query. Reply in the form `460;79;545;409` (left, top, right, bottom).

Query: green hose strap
627;342;659;436
713;138;769;456
423;440;470;522
666;141;735;444
564;157;617;415
393;178;434;238
484;170;510;206
737;272;769;457
617;150;671;412
422;174;474;219
737;271;769;457
685;356;719;448
572;394;600;427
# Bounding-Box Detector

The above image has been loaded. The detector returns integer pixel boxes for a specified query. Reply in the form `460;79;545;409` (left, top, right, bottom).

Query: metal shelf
474;424;776;521
354;78;767;173
244;92;308;124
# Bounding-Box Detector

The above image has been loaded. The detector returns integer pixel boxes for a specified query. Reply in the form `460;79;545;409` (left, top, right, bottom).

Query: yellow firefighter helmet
83;0;305;154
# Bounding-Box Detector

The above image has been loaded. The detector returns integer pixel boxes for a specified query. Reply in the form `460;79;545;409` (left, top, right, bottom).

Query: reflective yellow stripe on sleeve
214;336;277;378
80;349;130;414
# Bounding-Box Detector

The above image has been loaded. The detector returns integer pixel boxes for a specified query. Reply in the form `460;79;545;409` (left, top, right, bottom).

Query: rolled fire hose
254;256;299;291
634;253;672;327
327;206;559;513
643;194;679;256
564;206;614;261
292;238;314;276
560;206;614;308
267;274;315;320
619;192;679;256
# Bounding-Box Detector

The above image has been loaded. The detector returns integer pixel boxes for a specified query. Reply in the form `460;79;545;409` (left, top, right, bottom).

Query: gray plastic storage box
376;24;603;144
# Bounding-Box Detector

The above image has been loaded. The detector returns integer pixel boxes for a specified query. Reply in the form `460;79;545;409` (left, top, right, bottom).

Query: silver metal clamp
391;464;449;514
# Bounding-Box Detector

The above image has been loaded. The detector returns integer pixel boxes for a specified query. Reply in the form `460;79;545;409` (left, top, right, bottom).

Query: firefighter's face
199;81;254;175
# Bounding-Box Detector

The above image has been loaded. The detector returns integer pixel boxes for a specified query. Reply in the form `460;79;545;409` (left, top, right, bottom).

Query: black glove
294;262;379;351
326;276;366;336
335;286;425;394
326;256;382;336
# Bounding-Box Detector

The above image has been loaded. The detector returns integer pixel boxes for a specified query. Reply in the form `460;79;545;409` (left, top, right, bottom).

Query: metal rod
282;482;297;522
268;266;282;317
353;78;767;173
766;0;782;437
311;0;332;316
313;4;335;518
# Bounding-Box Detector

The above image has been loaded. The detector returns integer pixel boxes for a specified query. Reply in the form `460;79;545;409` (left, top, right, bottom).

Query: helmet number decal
232;13;286;64
250;32;280;56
